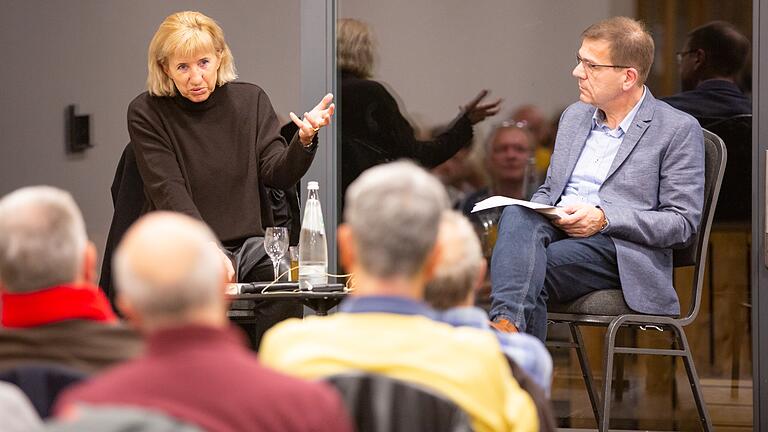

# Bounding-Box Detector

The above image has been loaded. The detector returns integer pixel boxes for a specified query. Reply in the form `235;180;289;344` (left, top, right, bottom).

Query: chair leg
731;305;743;397
613;331;626;402
570;324;601;426
600;320;621;432
675;325;714;432
707;240;716;367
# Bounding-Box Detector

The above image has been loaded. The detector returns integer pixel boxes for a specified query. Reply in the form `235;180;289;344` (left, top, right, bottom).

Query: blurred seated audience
0;186;141;374
663;20;751;123
0;381;42;432
459;122;537;256
260;161;538;432
425;210;552;394
510;104;552;177
431;147;485;208
54;212;352;432
665;20;751;222
461;121;538;210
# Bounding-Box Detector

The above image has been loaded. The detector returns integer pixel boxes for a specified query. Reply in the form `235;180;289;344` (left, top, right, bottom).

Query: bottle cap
307;181;319;190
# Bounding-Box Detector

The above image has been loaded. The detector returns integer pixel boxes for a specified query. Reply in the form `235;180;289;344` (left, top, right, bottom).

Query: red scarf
1;284;117;328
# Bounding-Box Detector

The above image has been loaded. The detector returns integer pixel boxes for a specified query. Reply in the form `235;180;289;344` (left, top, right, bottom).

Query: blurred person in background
663;20;751;122
431;145;486;208
510;104;553;177
460;121;537;257
338;18;501;206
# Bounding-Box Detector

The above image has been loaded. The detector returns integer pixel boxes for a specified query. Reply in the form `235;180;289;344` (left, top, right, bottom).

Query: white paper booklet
470;196;568;220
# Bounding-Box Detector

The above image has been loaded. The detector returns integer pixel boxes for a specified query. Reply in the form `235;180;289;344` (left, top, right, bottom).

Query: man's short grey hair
424;210;484;310
113;213;223;320
344;160;449;278
0;186;87;293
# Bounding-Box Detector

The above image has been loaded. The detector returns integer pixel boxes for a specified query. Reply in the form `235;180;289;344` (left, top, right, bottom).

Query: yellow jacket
261;312;538;432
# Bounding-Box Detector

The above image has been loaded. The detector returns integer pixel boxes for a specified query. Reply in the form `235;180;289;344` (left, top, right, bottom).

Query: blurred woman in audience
338;18;500;202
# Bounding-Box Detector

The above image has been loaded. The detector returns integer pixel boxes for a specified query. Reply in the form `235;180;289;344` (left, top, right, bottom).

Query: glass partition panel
337;0;754;429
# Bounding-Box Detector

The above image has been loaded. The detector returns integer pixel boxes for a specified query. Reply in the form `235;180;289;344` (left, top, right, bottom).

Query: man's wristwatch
598;207;609;232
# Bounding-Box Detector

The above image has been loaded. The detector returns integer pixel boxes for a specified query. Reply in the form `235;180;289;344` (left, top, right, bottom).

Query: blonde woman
124;11;333;347
131;11;333;285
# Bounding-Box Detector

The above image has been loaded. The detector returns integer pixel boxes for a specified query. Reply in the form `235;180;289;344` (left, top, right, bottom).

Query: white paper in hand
471;196;567;220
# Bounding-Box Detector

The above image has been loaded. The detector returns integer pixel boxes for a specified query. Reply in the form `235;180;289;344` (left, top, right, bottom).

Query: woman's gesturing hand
462;89;502;125
291;93;336;146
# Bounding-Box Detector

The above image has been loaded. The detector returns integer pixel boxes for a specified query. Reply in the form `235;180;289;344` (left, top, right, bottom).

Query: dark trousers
490;206;620;341
224;237;302;350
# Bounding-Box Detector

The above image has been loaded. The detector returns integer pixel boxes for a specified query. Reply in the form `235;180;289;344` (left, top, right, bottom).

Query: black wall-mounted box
66;104;91;153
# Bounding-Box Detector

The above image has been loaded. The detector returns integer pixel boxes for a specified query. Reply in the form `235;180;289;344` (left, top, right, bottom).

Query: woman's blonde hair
146;11;237;96
337;18;375;79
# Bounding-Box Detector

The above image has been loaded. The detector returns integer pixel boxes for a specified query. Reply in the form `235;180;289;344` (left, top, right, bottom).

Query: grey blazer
532;90;704;316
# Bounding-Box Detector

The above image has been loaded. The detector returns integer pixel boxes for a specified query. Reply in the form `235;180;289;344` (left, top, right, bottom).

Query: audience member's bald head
114;212;225;329
424;210;485;310
0;186;93;293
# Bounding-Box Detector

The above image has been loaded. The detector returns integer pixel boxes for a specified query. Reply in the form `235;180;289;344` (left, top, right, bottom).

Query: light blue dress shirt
558;87;647;207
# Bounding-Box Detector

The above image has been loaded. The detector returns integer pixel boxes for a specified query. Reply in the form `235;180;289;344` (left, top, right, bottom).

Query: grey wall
0;0;300;270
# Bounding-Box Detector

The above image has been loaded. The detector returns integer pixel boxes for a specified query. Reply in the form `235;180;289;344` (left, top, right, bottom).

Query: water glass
264;227;289;281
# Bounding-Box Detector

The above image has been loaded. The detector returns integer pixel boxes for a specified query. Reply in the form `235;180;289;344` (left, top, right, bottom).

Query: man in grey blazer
490;17;704;341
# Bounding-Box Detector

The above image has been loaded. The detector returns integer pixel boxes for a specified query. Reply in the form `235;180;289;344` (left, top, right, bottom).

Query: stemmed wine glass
264;227;289;281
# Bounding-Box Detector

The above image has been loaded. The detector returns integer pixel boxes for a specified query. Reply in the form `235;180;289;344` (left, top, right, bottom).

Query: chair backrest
0;364;87;418
41;405;205;432
326;373;474;432
99;142;144;305
676;129;727;326
702;114;752;222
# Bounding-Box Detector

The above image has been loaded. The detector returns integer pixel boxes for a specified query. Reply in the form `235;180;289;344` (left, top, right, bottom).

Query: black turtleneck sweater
128;82;316;243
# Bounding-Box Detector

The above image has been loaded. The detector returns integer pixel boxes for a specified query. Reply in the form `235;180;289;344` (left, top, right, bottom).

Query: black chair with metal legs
326;373;474;432
546;129;726;432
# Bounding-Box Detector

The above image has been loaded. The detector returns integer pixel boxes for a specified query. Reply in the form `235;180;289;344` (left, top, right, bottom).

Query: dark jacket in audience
662;79;751;123
340;71;473;204
0;284;142;374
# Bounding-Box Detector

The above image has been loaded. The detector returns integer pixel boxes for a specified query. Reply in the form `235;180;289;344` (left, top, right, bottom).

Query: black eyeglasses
675;50;696;64
575;54;632;73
